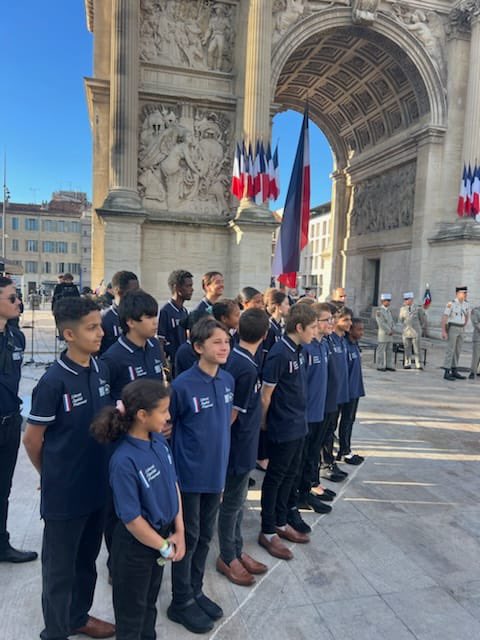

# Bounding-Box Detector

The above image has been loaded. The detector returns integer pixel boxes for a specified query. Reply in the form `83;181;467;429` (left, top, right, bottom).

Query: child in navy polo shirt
263;288;289;353
168;317;234;634
193;271;224;314
259;304;317;561
158;270;193;378
237;286;265;310
99;270;139;355
212;298;241;348
173;309;209;377
295;303;336;522
320;306;352;483
217;308;269;587
91;379;185;640
23;297;115;640
102;289;164;401
337;318;366;466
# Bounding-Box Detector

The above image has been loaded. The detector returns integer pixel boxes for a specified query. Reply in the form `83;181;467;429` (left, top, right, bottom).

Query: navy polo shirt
304;337;329;423
170;363;234;493
99;303;121;355
110;433;179;529
0;325;25;415
28;352;112;520
158;300;188;361
346;338;365;401
101;335;164;401
225;346;262;475
174;340;198;377
262;335;308;443
325;333;350;414
193;298;213;315
263;317;283;354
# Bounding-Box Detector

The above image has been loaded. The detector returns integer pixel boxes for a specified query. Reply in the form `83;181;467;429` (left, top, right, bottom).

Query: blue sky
1;1;332;209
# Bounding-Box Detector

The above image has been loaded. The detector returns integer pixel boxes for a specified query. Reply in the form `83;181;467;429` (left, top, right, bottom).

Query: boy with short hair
259;304;317;561
99;270;139;354
158;270;193;376
168;317;234;634
23;297;115;640
194;271;225;314
337;318;366;465
217;308;270;586
101;289;164;401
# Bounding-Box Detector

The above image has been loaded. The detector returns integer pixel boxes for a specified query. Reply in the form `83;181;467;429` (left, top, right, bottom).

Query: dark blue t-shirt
158;300;188;361
101;335;164;401
174;341;198;377
99;303;121;355
110;433;179;530
170;363;234;493
325;333;350;413
262;335;308;443
346;338;365;401
28;352;112;519
193;298;213;315
225;346;262;475
0;325;25;414
304;337;329;423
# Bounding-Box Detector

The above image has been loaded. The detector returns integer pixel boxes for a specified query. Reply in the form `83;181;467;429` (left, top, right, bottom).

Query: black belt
0;412;19;425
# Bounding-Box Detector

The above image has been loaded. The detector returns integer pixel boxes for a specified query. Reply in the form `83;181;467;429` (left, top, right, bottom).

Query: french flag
457;164;467;217
260;142;269;204
253;141;262;203
271;145;280;201
247;143;254;198
231;143;243;199
465;164;473;215
472;164;480;216
272;108;310;288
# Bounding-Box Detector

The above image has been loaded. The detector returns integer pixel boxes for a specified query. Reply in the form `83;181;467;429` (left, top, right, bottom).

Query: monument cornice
85;0;94;32
428;220;480;244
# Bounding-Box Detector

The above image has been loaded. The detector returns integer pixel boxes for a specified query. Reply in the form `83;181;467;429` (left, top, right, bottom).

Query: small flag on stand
272;107;310;288
423;284;432;309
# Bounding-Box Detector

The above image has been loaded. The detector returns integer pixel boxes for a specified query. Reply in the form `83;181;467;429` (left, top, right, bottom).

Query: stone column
461;2;480;164
329;170;348;289
238;0;273;218
101;0;143;212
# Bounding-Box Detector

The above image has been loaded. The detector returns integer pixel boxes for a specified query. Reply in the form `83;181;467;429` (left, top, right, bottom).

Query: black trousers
171;492;221;605
338;398;360;456
40;508;105;640
217;472;250;564
260;437;304;534
103;486;117;574
112;522;170;640
296;418;331;500
257;430;269;460
0;412;21;551
321;409;341;465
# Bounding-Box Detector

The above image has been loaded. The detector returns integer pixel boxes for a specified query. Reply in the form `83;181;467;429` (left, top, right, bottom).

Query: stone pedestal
101;214;145;285
329;170;348;290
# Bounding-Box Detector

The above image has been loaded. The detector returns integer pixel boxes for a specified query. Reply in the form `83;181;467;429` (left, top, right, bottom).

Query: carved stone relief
448;0;480;37
349;162;416;236
138;104;233;218
272;0;309;46
351;0;379;25
140;0;234;72
390;4;446;80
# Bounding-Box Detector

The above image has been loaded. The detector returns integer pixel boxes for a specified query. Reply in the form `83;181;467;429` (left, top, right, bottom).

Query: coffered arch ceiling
274;25;432;165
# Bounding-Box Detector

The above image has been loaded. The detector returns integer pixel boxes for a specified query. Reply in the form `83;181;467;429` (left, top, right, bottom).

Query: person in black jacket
51;273;80;311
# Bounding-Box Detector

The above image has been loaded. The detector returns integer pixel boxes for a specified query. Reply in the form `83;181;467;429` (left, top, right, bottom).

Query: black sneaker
452;369;466;379
194;593;223;620
468;372;475;380
320;465;347;482
306;493;332;514
287;507;312;533
167;600;214;634
248;477;256;488
330;462;348;477
0;545;38;563
343;454;364;465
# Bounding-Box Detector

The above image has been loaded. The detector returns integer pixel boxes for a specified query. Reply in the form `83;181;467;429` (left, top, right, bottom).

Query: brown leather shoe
216;556;255;586
73;616;116;638
258;533;293;560
240;552;268;575
276;524;310;544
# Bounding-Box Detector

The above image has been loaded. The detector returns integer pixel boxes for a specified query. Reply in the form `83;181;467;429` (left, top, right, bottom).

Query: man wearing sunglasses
0;276;37;563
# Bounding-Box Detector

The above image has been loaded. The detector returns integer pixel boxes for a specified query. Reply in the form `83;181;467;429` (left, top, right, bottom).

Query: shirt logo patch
99;383;110;397
154;364;163;374
12;350;23;361
63;392;88;411
288;360;300;373
224;388;234;404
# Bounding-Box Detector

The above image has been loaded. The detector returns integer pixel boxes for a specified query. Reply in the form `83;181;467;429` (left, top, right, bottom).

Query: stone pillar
101;0;143;212
462;4;480;164
238;0;273;218
329;170;348;289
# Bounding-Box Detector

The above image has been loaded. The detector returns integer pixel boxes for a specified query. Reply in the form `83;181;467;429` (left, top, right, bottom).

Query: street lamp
2;153;10;270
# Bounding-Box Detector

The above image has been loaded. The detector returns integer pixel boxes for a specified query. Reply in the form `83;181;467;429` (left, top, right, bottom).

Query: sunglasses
0;294;19;304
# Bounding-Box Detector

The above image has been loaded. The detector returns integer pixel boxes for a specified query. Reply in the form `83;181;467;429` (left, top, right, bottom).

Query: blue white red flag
231;143;242;199
422;284;432;308
457;164;467;216
272;108;310;288
271;145;280;201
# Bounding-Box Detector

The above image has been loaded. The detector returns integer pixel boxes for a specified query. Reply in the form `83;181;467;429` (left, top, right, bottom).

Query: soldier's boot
451;368;466;379
444;369;456;381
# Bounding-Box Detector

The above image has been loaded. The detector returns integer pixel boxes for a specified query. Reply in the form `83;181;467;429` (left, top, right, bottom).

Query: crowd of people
4;268;475;640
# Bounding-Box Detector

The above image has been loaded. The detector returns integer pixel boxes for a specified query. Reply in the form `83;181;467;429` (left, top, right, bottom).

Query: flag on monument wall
231;139;281;203
272;107;310;288
457;162;480;218
231;144;242;199
271;145;280;201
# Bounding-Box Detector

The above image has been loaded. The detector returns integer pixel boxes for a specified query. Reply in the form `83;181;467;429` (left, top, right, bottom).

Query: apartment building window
71;242;78;254
43;241;55;253
11;239;19;251
57;262;65;274
11;217;19;230
26;239;39;252
42;219;57;232
25;218;39;231
44;262;52;274
67;263;81;275
25;261;38;273
57;241;68;253
71;221;80;233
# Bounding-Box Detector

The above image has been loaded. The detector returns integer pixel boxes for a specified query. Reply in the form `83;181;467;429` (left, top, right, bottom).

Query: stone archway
270;6;448;312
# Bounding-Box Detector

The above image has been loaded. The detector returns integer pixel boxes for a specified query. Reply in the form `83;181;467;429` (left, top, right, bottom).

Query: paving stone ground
2;309;480;639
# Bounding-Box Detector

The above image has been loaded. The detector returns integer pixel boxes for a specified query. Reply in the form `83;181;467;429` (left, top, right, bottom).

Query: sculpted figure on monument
351;0;379;25
350;163;416;236
272;0;308;46
138;106;232;216
391;5;446;79
140;0;234;72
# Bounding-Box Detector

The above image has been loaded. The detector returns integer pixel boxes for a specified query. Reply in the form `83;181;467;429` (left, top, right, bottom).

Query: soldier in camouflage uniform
375;293;395;371
469;304;480;380
441;286;469;381
399;292;427;370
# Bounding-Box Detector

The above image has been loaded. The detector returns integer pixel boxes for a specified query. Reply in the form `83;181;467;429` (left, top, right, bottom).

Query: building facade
299;203;332;299
1;191;92;294
85;0;480;320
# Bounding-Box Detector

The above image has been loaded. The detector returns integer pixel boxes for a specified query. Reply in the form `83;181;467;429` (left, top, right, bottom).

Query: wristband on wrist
159;539;172;558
